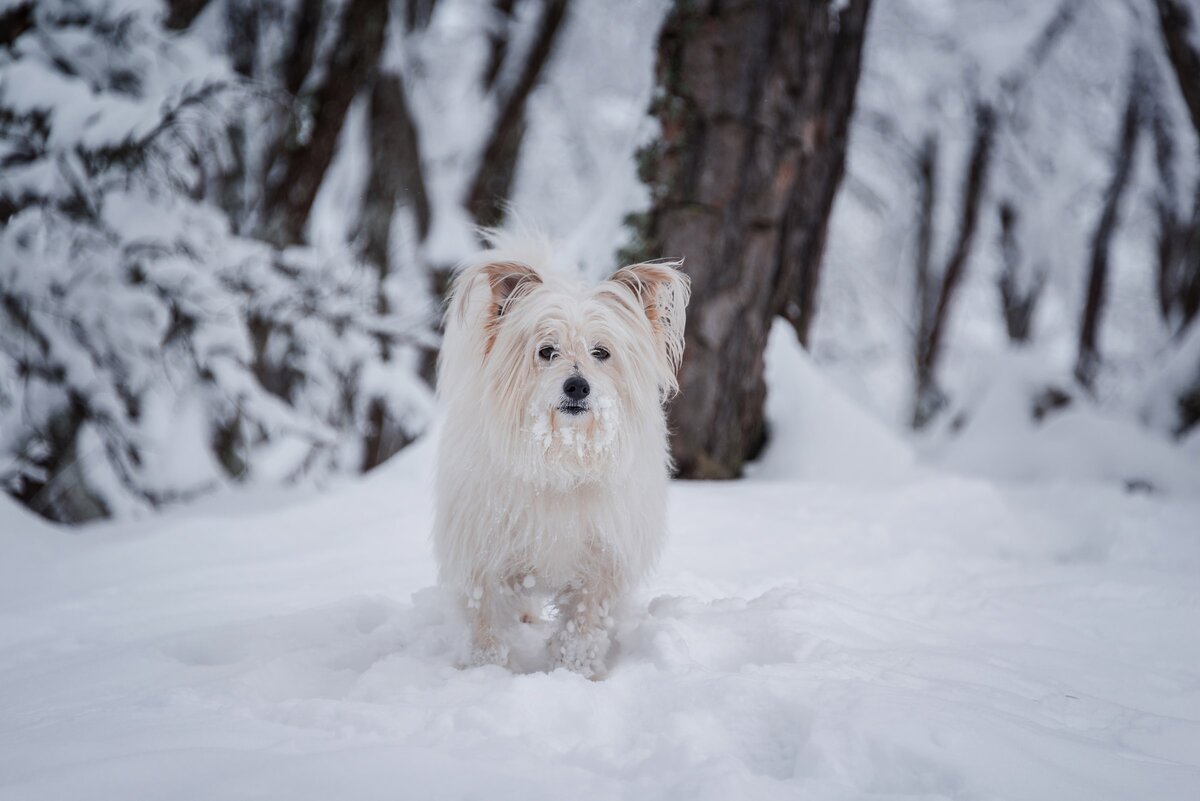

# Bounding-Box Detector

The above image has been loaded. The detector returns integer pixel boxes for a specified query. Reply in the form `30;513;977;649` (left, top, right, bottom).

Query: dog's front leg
550;571;618;680
465;579;509;667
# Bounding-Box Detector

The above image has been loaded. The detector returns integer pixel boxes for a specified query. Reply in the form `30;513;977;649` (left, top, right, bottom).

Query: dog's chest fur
437;463;666;591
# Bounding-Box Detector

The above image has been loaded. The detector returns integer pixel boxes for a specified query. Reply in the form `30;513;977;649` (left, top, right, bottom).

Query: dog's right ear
482;261;542;316
478;261;541;353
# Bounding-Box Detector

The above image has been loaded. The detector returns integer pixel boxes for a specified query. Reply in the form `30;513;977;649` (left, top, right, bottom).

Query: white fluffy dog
433;234;689;678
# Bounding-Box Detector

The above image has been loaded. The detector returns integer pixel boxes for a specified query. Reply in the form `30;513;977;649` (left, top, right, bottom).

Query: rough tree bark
776;1;872;347
1076;54;1144;391
631;0;872;479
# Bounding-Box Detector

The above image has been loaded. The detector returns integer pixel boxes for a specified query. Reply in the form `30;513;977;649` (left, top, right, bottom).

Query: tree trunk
483;0;519;91
165;0;211;30
913;103;996;427
224;0;260;78
631;0;872;479
283;0;324;98
1151;0;1200;335
256;0;388;249
466;0;570;228
996;201;1045;344
776;0;872;346
1076;54;1144;390
1154;0;1200;138
357;71;431;471
355;74;431;284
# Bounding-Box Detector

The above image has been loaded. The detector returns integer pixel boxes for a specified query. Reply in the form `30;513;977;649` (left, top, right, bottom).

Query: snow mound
750;320;916;482
930;352;1200;495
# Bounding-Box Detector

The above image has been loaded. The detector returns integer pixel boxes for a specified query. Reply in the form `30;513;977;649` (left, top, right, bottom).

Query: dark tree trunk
17;404;110;525
996;201;1045;344
631;0;872;479
1151;0;1200;335
1155;0;1200;138
983;0;1074;354
912;103;996;427
1151;0;1200;434
165;0;212;30
483;0;519;91
209;0;264;229
1148;83;1200;335
0;2;32;47
776;0;872;346
355;74;431;284
256;0;388;249
404;0;439;31
1076;55;1144;390
224;0;260;78
914;135;938;357
356;72;431;471
466;0;570;228
283;0;325;98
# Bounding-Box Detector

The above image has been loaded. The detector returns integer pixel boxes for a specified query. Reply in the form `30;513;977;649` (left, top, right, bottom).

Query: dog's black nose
563;375;590;401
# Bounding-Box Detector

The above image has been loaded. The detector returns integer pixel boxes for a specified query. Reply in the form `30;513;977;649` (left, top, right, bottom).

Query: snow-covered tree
0;0;432;521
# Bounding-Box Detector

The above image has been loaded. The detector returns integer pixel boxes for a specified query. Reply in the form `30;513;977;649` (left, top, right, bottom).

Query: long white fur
432;231;689;677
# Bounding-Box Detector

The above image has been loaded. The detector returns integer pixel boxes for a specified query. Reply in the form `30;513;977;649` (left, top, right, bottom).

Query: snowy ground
2;333;1199;800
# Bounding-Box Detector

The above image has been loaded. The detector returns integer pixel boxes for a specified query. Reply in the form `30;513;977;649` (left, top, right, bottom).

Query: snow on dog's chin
525;394;621;485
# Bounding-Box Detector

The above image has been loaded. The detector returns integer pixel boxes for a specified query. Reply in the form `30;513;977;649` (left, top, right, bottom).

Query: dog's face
444;256;689;487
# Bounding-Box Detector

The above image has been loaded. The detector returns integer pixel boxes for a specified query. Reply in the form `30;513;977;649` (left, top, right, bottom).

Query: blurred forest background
2;0;1198;523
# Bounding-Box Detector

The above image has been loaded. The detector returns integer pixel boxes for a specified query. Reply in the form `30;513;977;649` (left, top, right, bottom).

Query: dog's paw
551;626;610;680
468;638;510;669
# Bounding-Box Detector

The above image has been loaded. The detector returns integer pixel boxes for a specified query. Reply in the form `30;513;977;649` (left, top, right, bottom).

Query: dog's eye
591;346;610;361
538;346;557;361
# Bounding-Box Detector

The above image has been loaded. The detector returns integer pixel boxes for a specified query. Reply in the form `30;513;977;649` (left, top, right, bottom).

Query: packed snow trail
2;461;1199;800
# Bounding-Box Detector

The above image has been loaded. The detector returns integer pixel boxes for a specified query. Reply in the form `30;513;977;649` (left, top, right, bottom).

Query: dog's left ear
607;261;691;388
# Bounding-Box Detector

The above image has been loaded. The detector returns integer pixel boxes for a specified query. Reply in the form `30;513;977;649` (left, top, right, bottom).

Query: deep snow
1;331;1199;800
